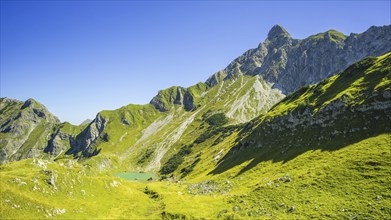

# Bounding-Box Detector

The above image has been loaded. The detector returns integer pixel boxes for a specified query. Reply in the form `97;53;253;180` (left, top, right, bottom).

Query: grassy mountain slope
1;53;390;219
210;52;391;175
67;74;283;174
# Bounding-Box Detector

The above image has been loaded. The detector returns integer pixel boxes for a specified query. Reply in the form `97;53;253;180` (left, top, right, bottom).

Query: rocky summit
0;25;390;219
206;24;391;94
0;98;60;164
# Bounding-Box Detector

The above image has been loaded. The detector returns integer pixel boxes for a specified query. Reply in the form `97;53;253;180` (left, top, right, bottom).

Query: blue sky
1;1;390;124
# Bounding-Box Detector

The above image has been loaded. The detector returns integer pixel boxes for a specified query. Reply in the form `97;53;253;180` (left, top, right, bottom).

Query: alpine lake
114;172;159;181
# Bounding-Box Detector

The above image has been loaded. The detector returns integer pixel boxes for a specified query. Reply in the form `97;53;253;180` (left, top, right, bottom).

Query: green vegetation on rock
206;113;229;126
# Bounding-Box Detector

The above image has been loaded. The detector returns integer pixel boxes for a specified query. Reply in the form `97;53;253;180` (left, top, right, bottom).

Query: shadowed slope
211;52;391;176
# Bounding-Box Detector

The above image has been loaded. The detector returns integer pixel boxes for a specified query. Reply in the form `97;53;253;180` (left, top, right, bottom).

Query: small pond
114;172;159;181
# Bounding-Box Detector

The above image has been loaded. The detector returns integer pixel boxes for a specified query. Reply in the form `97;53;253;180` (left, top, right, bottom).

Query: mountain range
0;24;390;219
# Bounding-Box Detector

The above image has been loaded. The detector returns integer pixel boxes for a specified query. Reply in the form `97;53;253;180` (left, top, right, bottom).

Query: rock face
150;83;208;112
218;54;391;165
149;25;390;125
150;86;188;111
252;92;391;149
0;98;60;164
0;98;107;164
45;113;107;159
44;129;71;157
206;24;391;94
68;113;106;158
150;24;391;122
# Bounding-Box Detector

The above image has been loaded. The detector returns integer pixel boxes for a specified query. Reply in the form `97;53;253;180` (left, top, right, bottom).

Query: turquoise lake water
114;172;159;181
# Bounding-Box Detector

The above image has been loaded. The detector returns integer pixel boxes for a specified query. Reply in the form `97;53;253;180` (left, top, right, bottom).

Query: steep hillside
212;52;391;175
0;98;60;164
157;52;391;180
1;53;390;219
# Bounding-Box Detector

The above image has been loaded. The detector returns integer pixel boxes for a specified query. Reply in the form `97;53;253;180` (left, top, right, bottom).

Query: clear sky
1;1;390;124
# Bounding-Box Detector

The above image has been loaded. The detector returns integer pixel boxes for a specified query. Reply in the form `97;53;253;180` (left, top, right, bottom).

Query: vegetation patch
195;125;240;144
180;157;201;178
144;186;160;200
160;145;193;175
162;211;187;220
138;148;154;164
206;113;229;126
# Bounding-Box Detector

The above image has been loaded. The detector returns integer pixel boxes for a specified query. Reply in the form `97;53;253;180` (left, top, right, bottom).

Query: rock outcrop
66;114;106;158
150;83;208;112
0;98;60;164
206;24;391;94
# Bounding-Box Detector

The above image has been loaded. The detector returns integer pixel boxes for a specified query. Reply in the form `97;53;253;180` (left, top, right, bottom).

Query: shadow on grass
211;127;390;177
209;54;391;177
210;92;391;176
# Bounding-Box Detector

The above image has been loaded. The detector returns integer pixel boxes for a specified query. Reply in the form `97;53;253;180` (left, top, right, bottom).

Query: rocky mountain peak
206;24;391;94
21;98;38;109
20;98;60;123
267;24;291;40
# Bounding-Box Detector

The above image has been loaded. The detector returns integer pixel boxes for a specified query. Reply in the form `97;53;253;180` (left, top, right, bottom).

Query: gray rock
43;170;57;190
206;24;391;95
232;206;241;212
288;206;296;212
0;98;60;164
383;90;391;99
45;130;71;157
150;84;204;112
66;113;107;158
